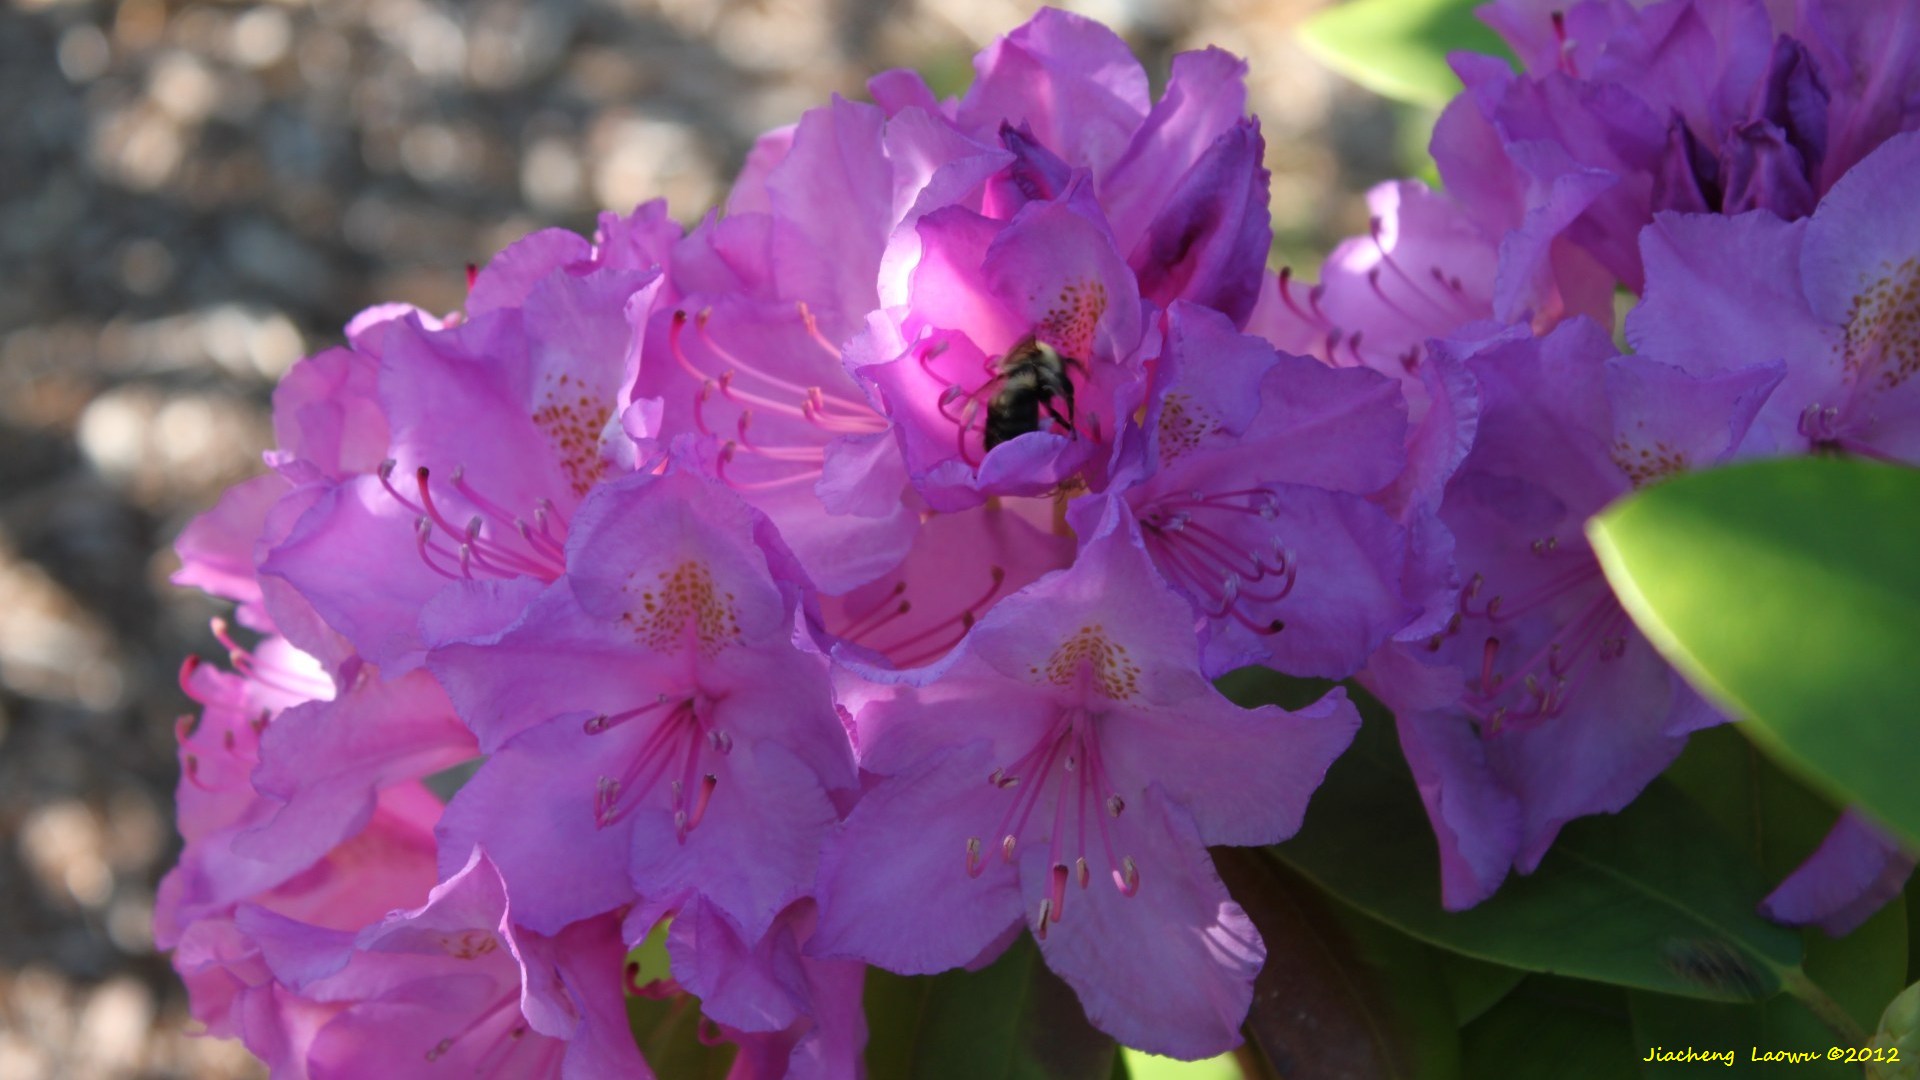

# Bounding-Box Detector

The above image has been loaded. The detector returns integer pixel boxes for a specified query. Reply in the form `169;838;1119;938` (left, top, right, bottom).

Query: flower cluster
162;4;1917;1073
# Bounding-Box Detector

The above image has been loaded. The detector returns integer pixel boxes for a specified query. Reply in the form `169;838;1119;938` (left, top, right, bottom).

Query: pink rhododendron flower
1444;0;1920;293
1088;301;1419;678
259;209;673;672
870;11;1270;323
158;1;1920;1070
810;502;1358;1059
1249;178;1610;372
849;182;1156;509
241;848;647;1078
158;635;450;1049
1629;131;1920;463
424;467;856;939
1367;319;1785;906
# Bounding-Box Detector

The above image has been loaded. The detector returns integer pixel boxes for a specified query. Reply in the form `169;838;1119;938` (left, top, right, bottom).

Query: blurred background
0;0;1420;1075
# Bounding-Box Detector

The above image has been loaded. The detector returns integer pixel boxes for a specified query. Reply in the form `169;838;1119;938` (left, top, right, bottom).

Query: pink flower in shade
1246;179;1611;387
1442;0;1920;294
1366;318;1786;908
240;848;648;1079
1628;132;1920;464
809;500;1359;1059
422;467;856;941
1084;301;1420;680
257;208;674;672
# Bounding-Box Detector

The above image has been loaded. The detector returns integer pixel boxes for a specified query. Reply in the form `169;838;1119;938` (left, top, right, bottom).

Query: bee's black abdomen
982;339;1077;451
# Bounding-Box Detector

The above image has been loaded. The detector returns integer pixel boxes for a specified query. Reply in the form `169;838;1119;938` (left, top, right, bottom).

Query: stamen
837;581;909;642
392;465;565;582
593;776;622;829
584;693;672;734
1551;11;1578;76
178;655;205;701
961;706;1141;934
416;517;460;581
589;696;726;839
685;774;717;832
1462;580;1631;729
673;309;879;428
180;754;214;791
1366;225;1482;324
1276;267;1332;330
795;301;841;359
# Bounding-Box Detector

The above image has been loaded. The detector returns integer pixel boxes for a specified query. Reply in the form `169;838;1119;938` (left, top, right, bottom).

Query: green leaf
1254;675;1803;1000
1299;0;1513;107
1462;976;1638;1080
1440;954;1528;1026
862;936;1116;1079
1588;456;1920;848
1214;848;1459;1079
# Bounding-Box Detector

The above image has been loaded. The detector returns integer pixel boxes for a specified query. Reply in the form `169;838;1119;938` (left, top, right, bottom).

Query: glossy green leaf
862;936;1115;1080
1299;0;1513;106
1245;674;1803;1000
1588;457;1920;847
1215;848;1459;1080
1462;977;1638;1080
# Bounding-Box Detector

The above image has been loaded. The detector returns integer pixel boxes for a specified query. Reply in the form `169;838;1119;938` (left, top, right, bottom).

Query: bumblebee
983;337;1079;450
